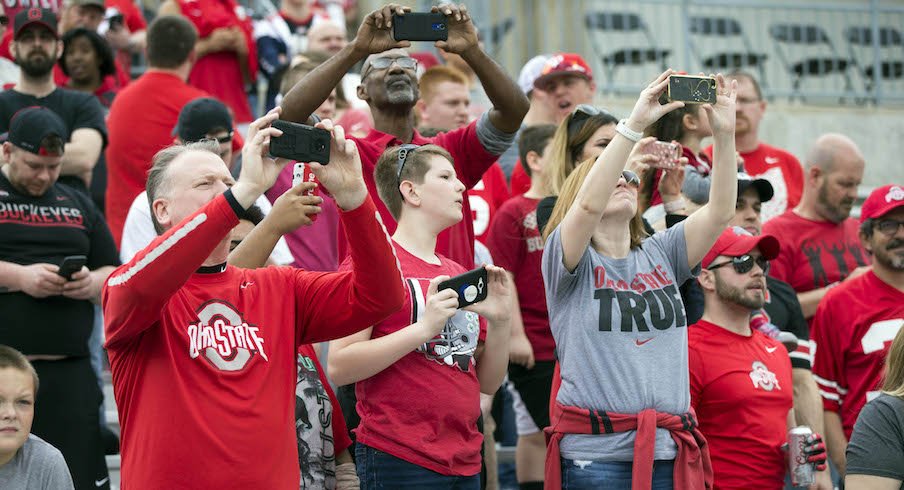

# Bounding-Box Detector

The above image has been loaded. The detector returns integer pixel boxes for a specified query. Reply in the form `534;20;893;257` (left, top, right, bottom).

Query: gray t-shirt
0;434;74;489
846;393;904;487
542;223;698;462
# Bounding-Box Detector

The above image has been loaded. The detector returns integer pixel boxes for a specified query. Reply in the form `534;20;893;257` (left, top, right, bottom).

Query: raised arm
681;74;739;267
280;4;411;122
433;3;528;133
558;70;684;271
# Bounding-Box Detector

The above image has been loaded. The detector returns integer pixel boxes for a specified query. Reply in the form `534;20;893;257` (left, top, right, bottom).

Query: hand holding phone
269;120;331;164
438;267;488;308
57;255;87;281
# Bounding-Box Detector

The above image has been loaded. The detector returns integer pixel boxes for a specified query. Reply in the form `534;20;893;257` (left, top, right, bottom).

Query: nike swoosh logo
766;346;778;353
95;477;109;487
635;338;654;346
765;157;780;164
240;282;254;289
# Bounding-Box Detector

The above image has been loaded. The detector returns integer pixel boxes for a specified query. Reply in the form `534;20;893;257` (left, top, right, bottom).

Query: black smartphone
57;255;87;280
392;12;448;42
269;120;331;164
438;267;488;308
667;75;717;104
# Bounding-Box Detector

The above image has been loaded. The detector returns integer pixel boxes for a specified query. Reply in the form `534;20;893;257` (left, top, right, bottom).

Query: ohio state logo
749;361;781;391
885;186;904;203
187;300;268;372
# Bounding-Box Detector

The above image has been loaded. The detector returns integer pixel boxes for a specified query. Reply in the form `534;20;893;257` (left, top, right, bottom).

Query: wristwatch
616;119;643;143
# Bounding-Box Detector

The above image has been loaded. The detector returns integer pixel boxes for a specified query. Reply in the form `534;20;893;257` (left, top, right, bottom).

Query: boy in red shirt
328;144;513;487
486;123;557;489
102;112;404;490
690;227;827;489
812;184;904;477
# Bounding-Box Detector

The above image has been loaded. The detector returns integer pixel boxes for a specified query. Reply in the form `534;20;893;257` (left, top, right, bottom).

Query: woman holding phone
541;70;738;489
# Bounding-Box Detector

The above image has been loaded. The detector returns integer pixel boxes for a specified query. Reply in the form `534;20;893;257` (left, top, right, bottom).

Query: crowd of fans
0;1;902;489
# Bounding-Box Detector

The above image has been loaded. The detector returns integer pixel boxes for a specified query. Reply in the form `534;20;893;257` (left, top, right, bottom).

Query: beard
382;75;417;106
16;50;56;78
872;236;904;271
818;181;854;223
714;273;766;310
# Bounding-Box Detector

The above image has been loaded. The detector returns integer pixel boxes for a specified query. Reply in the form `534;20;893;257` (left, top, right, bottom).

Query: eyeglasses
362;56;419;79
708;254;769;274
621;170;640;188
567;104;609;136
875;218;904;237
200;132;234;145
396;144;419;196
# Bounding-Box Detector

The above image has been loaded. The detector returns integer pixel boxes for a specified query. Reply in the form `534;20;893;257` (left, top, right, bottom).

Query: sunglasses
362;56;418;79
568;104;610;136
621;170;640;188
708;254;769;274
200;132;234;145
874;218;904;237
396;144;419;196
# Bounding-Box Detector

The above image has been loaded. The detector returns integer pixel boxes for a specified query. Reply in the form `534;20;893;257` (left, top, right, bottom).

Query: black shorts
31;357;109;490
507;360;555;433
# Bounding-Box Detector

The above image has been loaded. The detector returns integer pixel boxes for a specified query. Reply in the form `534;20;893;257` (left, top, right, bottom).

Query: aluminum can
789;426;814;487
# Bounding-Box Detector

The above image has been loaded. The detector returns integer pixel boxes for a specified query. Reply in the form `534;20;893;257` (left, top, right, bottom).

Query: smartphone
392;12;448;42
269;120;330;164
57;255;87;280
642;140;682;169
292;162;319;222
438;267;488;308
667;75;717;104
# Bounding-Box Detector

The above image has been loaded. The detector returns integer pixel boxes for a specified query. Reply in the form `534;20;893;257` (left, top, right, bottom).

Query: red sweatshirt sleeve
293;196;404;345
102;193;240;347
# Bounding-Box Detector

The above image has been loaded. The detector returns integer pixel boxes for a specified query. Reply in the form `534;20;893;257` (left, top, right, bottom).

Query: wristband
616;119;643;143
663;198;686;214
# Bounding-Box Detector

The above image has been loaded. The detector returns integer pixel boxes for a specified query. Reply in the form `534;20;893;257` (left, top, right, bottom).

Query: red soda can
788;426;814;487
292;162;319;222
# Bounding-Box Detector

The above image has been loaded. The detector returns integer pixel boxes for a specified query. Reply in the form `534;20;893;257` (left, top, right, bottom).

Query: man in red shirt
704;72;803;222
102;111;404;489
281;3;529;270
763;134;870;321
104;15;212;246
690;227;828;489
811;183;904;478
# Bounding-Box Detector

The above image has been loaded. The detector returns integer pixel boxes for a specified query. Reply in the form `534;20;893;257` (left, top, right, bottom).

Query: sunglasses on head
568;104;610;136
395;144;420;196
362;56;418;79
708;254;769;274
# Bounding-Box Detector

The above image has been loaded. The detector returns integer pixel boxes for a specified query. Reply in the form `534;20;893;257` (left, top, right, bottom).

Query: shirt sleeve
811;294;846;413
845;396;904;480
541;226;592;302
43;446;76;490
74;94;109;146
485;202;523;273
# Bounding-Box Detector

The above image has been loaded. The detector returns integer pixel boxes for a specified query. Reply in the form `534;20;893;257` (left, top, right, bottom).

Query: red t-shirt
705;142;803;221
104;71;210;245
763;212;869;295
509;159;531;197
178;0;256;123
469;162;510;245
103;194;403;489
485;195;554;360
347;243;486;476
337;122;500;269
688;320;793;490
811;271;904;439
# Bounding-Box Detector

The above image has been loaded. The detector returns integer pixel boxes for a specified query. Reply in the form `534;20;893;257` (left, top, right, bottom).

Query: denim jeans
561;458;675;490
356;443;480;490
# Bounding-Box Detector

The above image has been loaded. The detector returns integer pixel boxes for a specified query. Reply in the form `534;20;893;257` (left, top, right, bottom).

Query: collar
196;262;228;274
361;127;431;147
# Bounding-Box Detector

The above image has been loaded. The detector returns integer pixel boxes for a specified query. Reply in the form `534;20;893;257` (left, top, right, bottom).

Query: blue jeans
562;458;675;490
356;443;480;489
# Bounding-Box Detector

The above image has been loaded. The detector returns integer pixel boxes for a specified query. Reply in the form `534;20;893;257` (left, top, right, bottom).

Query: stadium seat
768;23;855;99
845;26;904;93
688;16;768;86
584;11;670;91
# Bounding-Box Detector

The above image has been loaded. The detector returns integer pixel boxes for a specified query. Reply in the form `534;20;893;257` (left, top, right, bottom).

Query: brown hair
418;65;469;104
543;158;648;250
518;124;557;178
146;139;222;234
545;110;618;196
374;144;454;220
882;327;904;398
0;345;39;393
146;16;198;69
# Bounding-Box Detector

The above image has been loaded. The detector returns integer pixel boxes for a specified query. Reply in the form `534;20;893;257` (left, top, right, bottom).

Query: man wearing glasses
118;97;292;266
688;227;829;489
281;3;528;270
811;184;904;481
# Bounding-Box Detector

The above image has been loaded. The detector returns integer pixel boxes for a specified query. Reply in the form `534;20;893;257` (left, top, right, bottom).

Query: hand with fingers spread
702;74;738;137
236;107;293;203
309;119;368;210
432;3;478;56
463;265;513;326
625;70;686;134
419;276;460;340
17;263;66;298
263;182;324;234
352;3;412;56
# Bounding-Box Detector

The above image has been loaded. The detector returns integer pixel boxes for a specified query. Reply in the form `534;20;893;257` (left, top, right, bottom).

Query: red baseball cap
702;226;781;269
860;184;904;222
533;53;593;90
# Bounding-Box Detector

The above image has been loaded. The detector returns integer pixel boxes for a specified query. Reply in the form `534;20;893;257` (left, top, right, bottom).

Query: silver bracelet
616;119;643;143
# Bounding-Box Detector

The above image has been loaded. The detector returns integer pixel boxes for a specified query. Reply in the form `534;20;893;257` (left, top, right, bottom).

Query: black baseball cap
173;98;233;143
13;8;58;40
738;172;774;202
8;106;68;156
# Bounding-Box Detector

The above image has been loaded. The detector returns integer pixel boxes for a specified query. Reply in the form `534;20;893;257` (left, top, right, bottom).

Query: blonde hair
882;327;904;398
418;65;469;104
545;110;618;196
542;158;648;249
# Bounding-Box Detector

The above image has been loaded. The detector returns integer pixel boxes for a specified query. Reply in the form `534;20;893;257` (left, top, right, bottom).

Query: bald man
763;133;871;320
307;20;346;55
